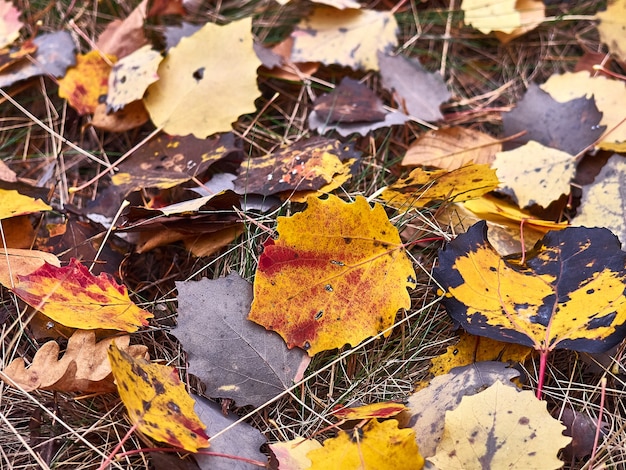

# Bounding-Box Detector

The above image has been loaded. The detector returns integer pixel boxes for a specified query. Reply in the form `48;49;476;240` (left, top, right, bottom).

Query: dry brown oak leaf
1;330;148;393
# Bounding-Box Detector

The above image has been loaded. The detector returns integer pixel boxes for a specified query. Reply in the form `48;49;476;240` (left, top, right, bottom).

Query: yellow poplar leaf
434;221;626;354
401;127;501;170
291;7;397;71
270;436;322;470
430;381;571;469
0;189;51;219
248;195;416;356
284;158;358;203
429;331;533;377
1;330;147;393
144;17;261;137
58;50;116;115
307;419;424;470
332;402;408;420
493;141;575;208
493;0;545;44
12;258;153;332
463;0;520;34
596;0;626;62
381;164;498;211
108;343;209;452
0;248;60;288
541;71;626;149
463;194;568;232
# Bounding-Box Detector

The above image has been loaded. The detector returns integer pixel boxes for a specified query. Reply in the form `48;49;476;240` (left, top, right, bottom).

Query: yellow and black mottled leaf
434;221;626;353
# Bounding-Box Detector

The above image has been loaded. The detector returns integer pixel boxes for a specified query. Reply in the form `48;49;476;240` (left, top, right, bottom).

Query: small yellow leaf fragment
463;0;521;34
307;419;424;469
0;189;51;220
430;381;571;469
108;343;209;452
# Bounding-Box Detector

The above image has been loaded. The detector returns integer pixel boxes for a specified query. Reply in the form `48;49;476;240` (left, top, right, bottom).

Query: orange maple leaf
248;195;415;356
12;258;153;332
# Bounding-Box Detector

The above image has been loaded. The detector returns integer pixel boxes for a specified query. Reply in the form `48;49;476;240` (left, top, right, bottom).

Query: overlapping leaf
248;195;416;355
0;189;51;219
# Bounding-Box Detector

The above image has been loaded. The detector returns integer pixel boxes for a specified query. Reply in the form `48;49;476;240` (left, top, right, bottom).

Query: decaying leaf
91;100;150;133
560;407;600;461
0;248;60;288
309;109;409;137
493;141;575;208
405;361;520;457
429;332;533;377
248;195;416;356
332;401;407;420
429;381;571;469
312;77;386;123
144;17;261;137
596;0;626;62
0;188;51;219
308;419;424;470
381;164;498;211
234;137;360;196
401;127;501;170
1;330;147;393
96;0;148;58
270;436;322;470
291;6;397;71
378;52;451;122
58;51;116;115
434;221;626;354
0;0;22;49
12;258;153;332
573;154;626;244
172;274;310;408
108;343;209;452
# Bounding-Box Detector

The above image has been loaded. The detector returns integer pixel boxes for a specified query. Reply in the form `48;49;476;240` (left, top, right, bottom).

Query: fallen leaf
381;164;499;210
0;0;22;48
111;132;242;193
312;77;386;123
144;17;261;137
0;159;16;182
12;258;153;332
434;220;626;354
182;225;244;258
0;215;36;249
234;137;360;196
560;407;600;461
378;52;451;122
270;436;322;470
58;51;116;115
429;381;571;469
193;394;267;469
540;71;626;151
493;141;575;208
0;31;76;88
291;7;397;71
596;0;626;62
0;248;60;288
332;402;407;420
91;100;150;132
405;361;520;457
256;37;320;82
281;158;359;202
172;274;310;408
96;0;148;58
573;154;626;244
106;45;162;112
307;419;424;470
401;127;501;169
108;343;209;452
493;0;545;43
429;331;533;377
0;189;51;219
502;83;604;156
1;330;147;393
309;109;409;137
248;194;416;356
0;40;36;74
463;0;521;34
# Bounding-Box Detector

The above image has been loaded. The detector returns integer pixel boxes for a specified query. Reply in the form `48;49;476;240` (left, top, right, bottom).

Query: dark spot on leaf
453;348;459;355
142;400;151;412
192;67;205;81
315;310;323;320
489;266;497;272
344;237;352;244
132;364;150;384
152;377;166;395
167;401;181;414
325;284;333;292
303;341;311;350
519;416;530;425
586;288;595;294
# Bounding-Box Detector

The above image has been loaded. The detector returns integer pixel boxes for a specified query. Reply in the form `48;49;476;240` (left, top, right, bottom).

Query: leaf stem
536;350;549;399
98;423;137;470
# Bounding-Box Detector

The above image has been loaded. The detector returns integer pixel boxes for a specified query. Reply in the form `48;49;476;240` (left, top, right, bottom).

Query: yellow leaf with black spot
108;343;209;452
381;164;498;211
434;220;626;353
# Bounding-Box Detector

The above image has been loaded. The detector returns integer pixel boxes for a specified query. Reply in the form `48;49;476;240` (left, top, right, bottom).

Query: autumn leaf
0;188;51;219
58;50;116;115
291;6;397;71
434;220;626;354
270;436;322;470
248;194;416;356
0;248;59;288
1;330;147;393
143;17;261;137
381;164;498;210
463;0;545;42
12;258;153;332
307;419;424;470
108;343;209;452
0;0;22;48
332;401;407;420
596;0;626;62
430;381;571;469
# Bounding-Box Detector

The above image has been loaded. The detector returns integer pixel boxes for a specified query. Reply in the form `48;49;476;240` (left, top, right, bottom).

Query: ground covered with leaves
1;0;625;469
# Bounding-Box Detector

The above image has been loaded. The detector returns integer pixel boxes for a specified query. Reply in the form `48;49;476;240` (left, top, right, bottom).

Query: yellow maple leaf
144;17;261;137
248;195;415;356
12;258;153;332
58;50;116;115
307;419;424;470
0;189;51;220
108;343;209;452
